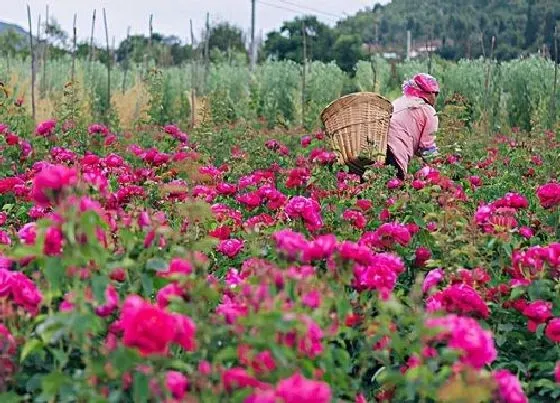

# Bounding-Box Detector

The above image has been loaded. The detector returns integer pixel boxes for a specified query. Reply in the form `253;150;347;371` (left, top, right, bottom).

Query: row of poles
21;4;560;131
24;4;217;128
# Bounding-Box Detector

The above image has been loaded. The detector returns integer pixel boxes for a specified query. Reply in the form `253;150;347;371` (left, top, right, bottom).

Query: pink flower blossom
518;226;534;239
43;227;63;256
31;164;78;206
423;268;444;293
217;239;244;258
301;135;312;147
522;300;552;332
536;182;560;209
156;283;184;308
545;317;560;343
35;119;56;136
415;247;432;267
285;196;323;231
342;209;367;229
427;284;489;318
426;314;497;370
492;369;528;403
275;372;331;403
165;371;189;400
120;295;177;356
88;123;110;136
302;290;321;308
95;285;119;317
387;178;402;189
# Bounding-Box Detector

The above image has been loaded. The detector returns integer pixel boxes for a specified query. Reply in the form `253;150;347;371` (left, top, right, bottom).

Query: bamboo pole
203;12;210;94
550;25;558;129
36;14;42;97
41;5;49;97
102;8;111;116
71;14;77;84
483;35;495;134
88;9;96;69
190;19;196;128
27;5;36;123
301;22;307;128
370;53;377;92
122;26;131;95
149;14;153;66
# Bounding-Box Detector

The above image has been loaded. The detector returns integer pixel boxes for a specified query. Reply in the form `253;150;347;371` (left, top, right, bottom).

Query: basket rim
320;92;393;123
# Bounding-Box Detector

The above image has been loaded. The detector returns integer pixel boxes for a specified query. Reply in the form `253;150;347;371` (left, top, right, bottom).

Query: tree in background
264;16;335;64
0;30;26;66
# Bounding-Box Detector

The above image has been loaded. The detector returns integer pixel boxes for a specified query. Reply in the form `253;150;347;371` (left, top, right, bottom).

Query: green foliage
254;60;300;128
303;61;345;130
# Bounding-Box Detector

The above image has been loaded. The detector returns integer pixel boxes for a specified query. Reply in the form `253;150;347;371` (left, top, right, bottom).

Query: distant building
361;43;403;60
409;39;454;59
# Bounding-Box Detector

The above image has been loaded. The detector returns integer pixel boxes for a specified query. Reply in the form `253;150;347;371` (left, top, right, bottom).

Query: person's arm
417;106;439;157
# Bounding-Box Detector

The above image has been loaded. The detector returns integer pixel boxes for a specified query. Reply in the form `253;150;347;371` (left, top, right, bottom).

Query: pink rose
536;182;560;209
423;268;444;294
172;313;197;351
275;372;331;403
35;119;56;136
545;317;560;343
31;164;78;206
492;369;528;403
523;301;552;332
165;371;189;400
10;272;43;315
120;296;176;356
43;227;63;256
217;239;244;258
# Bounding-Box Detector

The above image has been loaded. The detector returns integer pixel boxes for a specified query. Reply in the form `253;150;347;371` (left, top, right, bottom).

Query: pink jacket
387;96;438;174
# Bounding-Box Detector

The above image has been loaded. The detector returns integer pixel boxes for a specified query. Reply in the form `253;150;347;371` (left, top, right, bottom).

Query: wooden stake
149;14;153;66
122;26;131;95
190;19;196;128
36;14;42;97
204;12;210;93
71;14;77;84
102;8;111;115
27;5;36;123
42;5;49;97
550;25;558;129
89;9;96;69
301;22;307;128
483;35;495;134
250;0;256;71
370;53;377;92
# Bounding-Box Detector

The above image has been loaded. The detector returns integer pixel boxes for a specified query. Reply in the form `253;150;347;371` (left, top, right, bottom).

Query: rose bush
0;118;557;402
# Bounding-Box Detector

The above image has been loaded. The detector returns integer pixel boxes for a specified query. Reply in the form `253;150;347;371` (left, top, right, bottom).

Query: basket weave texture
320;92;393;170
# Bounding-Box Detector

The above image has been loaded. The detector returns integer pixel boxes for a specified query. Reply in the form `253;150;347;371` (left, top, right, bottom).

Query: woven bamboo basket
320;92;393;171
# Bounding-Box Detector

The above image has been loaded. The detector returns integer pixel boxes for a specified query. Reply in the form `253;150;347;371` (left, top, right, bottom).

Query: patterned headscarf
402;73;440;99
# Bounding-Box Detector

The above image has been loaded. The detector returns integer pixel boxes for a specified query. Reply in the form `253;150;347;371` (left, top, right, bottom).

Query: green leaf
40;371;71;400
0;391;21;403
36;314;69;344
146;257;168;272
133;372;149;403
20;339;44;362
509;286;526;300
213;346;237;364
92;275;109;304
527;279;553;301
44;257;63;295
141;273;154;298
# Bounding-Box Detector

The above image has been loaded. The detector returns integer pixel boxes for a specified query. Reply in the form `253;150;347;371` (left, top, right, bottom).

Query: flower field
0;110;559;402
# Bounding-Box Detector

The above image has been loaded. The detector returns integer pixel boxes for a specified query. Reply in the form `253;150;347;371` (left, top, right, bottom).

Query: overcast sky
4;0;389;45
